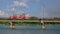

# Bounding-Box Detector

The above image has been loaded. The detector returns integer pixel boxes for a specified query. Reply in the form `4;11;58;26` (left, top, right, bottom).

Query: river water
0;26;60;34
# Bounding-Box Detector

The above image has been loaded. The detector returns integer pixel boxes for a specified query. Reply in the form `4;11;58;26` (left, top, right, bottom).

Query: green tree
30;16;38;19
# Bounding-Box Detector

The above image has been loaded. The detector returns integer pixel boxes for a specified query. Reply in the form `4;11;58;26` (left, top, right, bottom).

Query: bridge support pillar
9;21;14;28
41;20;45;29
41;23;45;29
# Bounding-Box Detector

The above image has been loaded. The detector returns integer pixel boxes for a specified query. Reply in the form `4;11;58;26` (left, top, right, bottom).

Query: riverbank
0;21;60;26
0;23;60;26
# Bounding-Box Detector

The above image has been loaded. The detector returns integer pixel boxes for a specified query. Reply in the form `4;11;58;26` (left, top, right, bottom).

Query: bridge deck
0;20;60;22
0;20;40;22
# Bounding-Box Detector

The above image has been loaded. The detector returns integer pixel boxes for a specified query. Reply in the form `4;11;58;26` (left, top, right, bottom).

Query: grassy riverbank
0;21;60;26
0;21;40;26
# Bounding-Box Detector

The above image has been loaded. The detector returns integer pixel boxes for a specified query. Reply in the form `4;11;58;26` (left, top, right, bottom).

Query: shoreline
0;24;60;26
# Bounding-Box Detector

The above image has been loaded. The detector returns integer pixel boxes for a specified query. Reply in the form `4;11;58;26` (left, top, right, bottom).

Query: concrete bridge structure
0;19;60;29
0;19;60;22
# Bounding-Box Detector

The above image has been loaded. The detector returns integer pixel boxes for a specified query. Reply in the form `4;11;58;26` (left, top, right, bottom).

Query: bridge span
0;19;60;29
0;19;60;22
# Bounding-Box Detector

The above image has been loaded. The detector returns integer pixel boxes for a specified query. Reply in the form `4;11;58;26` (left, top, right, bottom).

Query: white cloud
12;8;15;11
6;1;28;12
13;1;28;8
0;10;9;17
6;7;16;11
8;1;28;9
6;0;40;12
17;10;24;15
5;0;40;17
0;10;4;16
13;1;20;6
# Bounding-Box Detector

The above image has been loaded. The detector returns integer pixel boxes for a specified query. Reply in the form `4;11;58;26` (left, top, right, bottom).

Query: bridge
0;19;60;22
0;19;60;29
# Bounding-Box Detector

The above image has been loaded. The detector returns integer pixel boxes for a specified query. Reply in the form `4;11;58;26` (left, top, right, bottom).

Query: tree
30;16;38;20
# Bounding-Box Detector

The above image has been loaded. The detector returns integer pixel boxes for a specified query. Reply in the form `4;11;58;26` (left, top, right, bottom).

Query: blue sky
0;0;60;18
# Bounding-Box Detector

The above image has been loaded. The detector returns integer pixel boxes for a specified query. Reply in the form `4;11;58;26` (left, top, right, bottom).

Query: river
0;26;60;34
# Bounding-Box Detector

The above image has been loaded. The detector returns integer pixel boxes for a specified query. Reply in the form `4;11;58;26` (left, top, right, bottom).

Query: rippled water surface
0;26;60;34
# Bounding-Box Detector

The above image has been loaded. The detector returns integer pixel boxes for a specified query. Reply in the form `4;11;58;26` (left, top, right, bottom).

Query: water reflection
0;26;60;34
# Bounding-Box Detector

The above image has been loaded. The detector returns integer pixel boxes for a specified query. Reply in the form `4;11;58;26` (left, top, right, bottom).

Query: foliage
0;21;60;26
30;16;38;19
